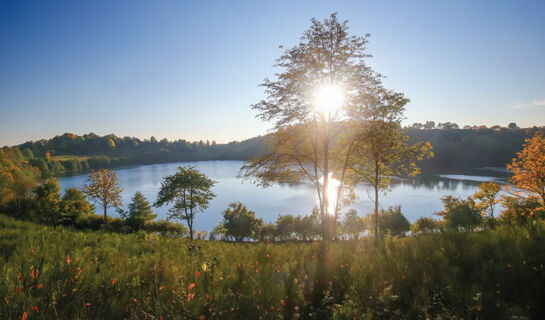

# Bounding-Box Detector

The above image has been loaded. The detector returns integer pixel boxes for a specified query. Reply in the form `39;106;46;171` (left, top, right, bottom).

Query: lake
57;160;510;232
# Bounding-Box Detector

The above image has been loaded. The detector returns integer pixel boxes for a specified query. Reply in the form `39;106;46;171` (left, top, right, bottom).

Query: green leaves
154;166;216;240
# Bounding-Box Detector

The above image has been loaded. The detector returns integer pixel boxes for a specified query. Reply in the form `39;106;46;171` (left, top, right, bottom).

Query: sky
1;0;544;146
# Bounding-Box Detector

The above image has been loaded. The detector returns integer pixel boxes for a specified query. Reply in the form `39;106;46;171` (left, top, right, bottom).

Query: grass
1;214;544;319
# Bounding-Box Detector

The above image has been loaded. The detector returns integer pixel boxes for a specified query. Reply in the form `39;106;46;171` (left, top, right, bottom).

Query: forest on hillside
1;125;542;177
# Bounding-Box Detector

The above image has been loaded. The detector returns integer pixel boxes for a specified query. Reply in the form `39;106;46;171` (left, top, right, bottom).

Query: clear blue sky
1;0;544;146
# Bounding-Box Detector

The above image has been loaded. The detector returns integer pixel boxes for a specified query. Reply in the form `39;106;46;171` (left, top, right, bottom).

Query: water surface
58;161;509;232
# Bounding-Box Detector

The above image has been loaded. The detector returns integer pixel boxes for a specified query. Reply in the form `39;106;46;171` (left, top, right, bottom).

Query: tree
508;122;518;130
34;178;62;228
239;13;385;240
209;223;227;240
256;222;277;242
276;214;296;241
222;202;261;242
294;212;320;241
411;217;441;235
341;209;366;239
473;182;501;220
348;113;433;239
126;192;157;231
154;166;216;240
83;169;123;222
60;187;95;225
436;196;481;231
508;133;545;206
377;206;410;237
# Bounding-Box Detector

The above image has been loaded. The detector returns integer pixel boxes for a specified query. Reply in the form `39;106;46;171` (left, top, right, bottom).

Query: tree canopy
154;166;216;240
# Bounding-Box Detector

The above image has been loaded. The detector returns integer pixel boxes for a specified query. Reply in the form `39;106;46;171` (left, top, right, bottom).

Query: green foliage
155;166;216;240
275;214;296;241
221;202;261;242
377;206;411;237
125;192;157;231
33;178;62;228
436;196;481;231
1;215;545;319
411;217;441;235
60;188;95;226
341;209;366;239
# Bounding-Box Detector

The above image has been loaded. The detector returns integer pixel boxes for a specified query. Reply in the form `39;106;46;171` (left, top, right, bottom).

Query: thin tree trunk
374;164;379;242
103;205;107;222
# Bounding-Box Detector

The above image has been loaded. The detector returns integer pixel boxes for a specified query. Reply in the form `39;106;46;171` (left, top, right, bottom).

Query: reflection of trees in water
388;174;508;192
282;173;508;193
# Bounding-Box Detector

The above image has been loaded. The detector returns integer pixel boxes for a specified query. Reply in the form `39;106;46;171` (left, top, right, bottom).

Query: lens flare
319;173;341;215
313;84;345;115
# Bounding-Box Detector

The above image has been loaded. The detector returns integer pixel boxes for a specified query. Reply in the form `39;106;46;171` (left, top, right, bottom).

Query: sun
313;84;345;116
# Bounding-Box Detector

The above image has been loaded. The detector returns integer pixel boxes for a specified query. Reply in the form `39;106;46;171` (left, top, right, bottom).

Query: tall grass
1;214;544;319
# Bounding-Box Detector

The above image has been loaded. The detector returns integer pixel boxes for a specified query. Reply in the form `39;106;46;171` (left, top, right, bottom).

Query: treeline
2;126;542;178
406;126;543;171
7;132;268;176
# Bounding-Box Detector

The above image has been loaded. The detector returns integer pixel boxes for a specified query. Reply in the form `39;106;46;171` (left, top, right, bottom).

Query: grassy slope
1;215;544;319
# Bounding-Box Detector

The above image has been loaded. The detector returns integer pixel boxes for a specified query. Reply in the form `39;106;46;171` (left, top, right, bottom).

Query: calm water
57;161;509;232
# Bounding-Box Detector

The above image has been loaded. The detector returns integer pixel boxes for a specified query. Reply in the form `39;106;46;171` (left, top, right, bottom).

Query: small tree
60;187;95;225
342;209;366;239
508;133;545;206
378;206;410;237
436;196;481;231
83;168;123;222
154;166;216;240
473;182;501;219
411;217;440;235
34;178;61;228
222;202;261;242
256;222;277;242
126;192;157;231
276;214;296;241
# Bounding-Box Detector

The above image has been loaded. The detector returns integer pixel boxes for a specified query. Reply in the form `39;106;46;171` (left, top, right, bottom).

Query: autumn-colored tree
83;168;123;222
473;182;501;220
508;133;545;206
154;166;216;240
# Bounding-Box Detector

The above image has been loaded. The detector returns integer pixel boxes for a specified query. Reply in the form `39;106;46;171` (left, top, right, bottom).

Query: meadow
1;214;544;320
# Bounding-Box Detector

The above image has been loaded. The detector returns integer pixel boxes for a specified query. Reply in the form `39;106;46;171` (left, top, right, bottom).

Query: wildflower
199;316;206;320
133;298;138;303
32;306;38;312
66;256;71;265
22;312;28;320
85;303;91;307
188;283;195;291
280;299;286;306
196;270;201;277
112;278;117;285
206;294;210;300
202;263;208;272
159;286;165;290
187;292;195;301
256;305;259;310
401;274;405;280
